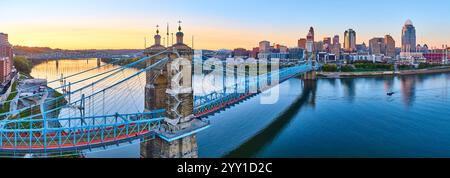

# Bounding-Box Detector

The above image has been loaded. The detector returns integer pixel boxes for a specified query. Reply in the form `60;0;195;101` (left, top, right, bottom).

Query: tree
13;56;33;75
323;64;338;72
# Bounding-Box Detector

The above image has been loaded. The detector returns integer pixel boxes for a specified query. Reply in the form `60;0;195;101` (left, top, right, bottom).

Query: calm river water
31;58;450;158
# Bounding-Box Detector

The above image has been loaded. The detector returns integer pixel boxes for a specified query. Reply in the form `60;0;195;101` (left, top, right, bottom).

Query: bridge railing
193;63;312;117
0;110;165;152
194;63;312;106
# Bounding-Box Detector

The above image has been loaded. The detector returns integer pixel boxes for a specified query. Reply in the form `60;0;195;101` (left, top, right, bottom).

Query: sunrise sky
1;0;450;50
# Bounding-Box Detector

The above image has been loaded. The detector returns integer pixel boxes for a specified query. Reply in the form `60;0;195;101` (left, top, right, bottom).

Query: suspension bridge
0;28;320;157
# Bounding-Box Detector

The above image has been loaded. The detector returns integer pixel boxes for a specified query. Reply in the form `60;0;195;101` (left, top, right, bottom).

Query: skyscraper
333;35;339;45
259;41;271;53
323;37;332;52
314;41;323;53
307;27;314;42
298;38;307;49
401;19;416;52
344;29;356;52
369;37;386;55
384;35;396;57
0;33;13;83
331;35;341;59
258;41;271;59
306;27;315;53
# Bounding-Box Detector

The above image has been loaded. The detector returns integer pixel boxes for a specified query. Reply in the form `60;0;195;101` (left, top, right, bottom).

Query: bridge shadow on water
224;79;317;158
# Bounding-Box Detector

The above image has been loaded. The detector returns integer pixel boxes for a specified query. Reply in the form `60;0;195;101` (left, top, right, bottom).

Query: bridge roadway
0;111;164;153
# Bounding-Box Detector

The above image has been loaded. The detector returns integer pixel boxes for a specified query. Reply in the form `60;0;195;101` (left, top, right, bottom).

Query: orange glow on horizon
3;24;448;50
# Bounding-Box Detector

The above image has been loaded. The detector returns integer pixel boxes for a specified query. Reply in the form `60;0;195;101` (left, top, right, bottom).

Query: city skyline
1;0;450;50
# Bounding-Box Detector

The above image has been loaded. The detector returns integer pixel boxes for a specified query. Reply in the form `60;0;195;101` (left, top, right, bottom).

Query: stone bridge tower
143;25;167;112
301;55;317;80
141;23;198;158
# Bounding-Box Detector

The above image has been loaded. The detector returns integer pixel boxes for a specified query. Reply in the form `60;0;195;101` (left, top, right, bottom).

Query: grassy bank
323;61;450;73
8;89;67;128
0;81;18;115
13;56;33;75
319;65;450;78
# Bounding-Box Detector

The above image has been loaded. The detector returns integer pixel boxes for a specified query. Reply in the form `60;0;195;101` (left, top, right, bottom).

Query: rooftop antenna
156;24;160;35
166;23;169;47
144;37;147;49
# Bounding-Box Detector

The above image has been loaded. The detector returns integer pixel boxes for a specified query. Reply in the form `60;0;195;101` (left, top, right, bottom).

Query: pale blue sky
1;0;449;49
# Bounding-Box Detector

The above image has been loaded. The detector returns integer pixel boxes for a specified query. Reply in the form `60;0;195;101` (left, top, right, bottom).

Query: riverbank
318;66;450;78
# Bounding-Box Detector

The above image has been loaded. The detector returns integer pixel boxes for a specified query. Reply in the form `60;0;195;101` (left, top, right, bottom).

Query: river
31;58;450;158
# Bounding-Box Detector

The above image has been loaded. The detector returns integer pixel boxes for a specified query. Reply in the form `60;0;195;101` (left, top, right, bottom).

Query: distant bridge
26;51;144;61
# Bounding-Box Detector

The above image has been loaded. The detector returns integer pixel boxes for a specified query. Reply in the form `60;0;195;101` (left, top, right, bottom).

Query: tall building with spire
306;27;315;53
401;19;416;52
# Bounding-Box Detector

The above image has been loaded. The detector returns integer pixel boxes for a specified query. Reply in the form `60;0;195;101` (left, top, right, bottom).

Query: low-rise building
399;52;426;64
270;52;289;60
250;47;259;59
423;53;448;64
258;52;271;60
0;33;13;83
233;48;249;58
289;48;305;60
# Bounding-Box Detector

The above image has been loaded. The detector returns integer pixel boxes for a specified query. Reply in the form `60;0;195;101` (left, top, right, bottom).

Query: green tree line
13;56;33;75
